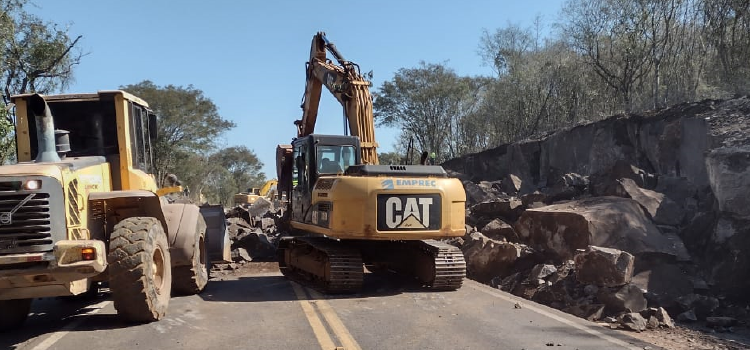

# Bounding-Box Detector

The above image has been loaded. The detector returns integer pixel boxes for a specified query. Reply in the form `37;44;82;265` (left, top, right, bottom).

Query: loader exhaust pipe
28;94;62;163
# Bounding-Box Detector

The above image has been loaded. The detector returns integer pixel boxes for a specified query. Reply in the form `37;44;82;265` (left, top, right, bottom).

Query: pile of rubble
443;96;750;332
221;197;283;267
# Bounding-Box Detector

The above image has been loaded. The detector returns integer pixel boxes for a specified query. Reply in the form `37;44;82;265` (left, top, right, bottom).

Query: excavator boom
297;32;379;165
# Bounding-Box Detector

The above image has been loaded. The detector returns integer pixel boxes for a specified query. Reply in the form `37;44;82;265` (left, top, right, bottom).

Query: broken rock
233;230;276;261
640;307;675;328
597;283;647;314
529;264;557;281
470;197;524;222
461;232;527;282
574;246;634;287
515;197;689;261
480;219;519;242
677;309;698;322
631;264;693;308
706;316;737;328
563;304;605;321
616;178;685;226
619;312;648;332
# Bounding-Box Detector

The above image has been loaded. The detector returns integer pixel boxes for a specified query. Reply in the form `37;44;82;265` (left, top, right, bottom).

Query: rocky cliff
443;96;750;299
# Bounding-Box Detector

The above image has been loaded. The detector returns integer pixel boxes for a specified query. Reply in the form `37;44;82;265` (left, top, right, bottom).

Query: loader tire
108;217;171;323
172;215;209;295
0;299;31;331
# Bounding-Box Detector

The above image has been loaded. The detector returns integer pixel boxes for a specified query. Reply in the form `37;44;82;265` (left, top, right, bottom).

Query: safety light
81;247;96;261
23;180;41;191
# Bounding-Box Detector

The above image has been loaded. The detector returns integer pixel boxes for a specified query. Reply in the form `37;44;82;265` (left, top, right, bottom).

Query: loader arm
297;32;379;165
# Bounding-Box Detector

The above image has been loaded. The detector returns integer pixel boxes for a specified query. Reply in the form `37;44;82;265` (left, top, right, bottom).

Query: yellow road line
308;289;363;350
291;283;336;350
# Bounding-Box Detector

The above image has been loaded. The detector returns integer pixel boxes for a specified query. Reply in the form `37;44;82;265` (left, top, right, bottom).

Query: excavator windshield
316;145;356;174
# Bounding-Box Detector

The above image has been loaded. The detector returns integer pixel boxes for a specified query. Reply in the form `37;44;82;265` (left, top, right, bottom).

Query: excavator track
420;240;467;290
361;240;466;291
277;237;363;294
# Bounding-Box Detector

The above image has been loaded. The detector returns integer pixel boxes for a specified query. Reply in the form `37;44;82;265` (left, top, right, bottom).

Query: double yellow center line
291;283;362;350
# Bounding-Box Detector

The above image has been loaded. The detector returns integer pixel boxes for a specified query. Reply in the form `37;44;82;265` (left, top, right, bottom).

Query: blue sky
30;0;562;178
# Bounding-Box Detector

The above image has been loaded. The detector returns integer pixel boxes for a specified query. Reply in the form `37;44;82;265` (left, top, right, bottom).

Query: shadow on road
200;269;464;304
0;294;132;350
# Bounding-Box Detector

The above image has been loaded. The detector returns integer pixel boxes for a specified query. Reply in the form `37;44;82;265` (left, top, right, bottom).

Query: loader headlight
23;180;41;190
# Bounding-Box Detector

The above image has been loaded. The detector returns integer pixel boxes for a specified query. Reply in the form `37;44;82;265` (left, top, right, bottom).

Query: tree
561;0;655;112
377;151;403;165
214;146;265;193
374;62;484;162
702;0;750;94
121;81;235;186
1;0;83;163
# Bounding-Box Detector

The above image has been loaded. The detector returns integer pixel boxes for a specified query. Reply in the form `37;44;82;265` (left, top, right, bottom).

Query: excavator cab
289;134;359;221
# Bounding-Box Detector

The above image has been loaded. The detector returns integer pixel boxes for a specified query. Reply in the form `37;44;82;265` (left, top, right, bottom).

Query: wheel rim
153;245;166;294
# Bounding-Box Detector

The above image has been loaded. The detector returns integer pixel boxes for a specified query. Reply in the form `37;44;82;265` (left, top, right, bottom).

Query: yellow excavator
275;32;467;293
233;179;278;206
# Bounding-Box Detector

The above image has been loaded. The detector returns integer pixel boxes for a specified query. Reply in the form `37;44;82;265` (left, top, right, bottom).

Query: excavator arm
296;32;379;165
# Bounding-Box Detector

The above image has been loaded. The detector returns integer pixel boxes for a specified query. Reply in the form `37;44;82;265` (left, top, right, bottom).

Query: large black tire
108;217;171;323
0;299;31;331
172;215;209;295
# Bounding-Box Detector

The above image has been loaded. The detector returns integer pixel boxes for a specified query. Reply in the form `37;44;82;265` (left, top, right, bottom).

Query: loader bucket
200;204;231;263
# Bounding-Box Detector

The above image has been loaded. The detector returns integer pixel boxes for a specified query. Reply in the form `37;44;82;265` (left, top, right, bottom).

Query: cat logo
377;194;441;231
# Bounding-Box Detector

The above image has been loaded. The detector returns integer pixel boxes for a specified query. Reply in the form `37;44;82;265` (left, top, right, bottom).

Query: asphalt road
2;264;656;350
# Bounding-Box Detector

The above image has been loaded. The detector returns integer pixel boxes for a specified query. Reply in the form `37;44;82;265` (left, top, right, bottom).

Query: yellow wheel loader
275;32;467;293
0;91;231;330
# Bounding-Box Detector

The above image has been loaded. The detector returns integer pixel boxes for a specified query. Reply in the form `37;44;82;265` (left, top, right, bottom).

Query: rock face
443;96;750;298
515;197;689;261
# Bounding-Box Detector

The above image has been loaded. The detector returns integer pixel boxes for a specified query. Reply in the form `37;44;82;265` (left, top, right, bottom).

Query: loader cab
12;91;158;191
290;134;359;223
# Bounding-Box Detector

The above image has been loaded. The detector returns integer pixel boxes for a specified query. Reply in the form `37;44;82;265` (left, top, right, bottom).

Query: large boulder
616;178;685;226
461;232;532;282
470;197;524;221
545;172;589;203
631;264;693;308
480;219;519;242
515;197;689;261
233;230;276;261
574;246;634;287
590;160;656;196
247;197;274;217
597;283;648;314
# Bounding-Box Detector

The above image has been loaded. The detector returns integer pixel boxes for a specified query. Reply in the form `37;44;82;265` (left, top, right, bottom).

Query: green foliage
374;62;487;162
377;151;403;165
1;0;82;163
1;0;82;104
0;107;15;164
212;145;266;200
120;81;236;186
120;81;263;205
378;0;750;160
